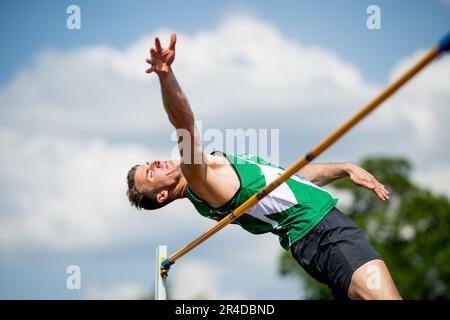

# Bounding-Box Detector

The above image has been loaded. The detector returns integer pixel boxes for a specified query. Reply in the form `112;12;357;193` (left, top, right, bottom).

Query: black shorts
290;207;382;299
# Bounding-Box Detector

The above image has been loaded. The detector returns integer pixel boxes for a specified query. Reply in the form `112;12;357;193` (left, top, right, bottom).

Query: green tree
278;156;450;299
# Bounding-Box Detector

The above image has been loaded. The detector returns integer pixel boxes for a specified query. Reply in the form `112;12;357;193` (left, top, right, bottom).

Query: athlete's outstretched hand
348;164;390;202
146;33;177;76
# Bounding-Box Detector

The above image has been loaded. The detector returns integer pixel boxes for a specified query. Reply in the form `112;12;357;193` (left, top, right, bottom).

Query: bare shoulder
187;153;240;208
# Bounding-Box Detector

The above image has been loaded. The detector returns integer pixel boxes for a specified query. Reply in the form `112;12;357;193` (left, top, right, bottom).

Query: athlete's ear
156;190;168;203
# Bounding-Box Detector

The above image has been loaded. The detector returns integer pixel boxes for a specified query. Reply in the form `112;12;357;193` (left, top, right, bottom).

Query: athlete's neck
172;175;188;200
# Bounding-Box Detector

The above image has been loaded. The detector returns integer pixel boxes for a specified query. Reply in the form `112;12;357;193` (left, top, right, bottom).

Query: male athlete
126;34;402;300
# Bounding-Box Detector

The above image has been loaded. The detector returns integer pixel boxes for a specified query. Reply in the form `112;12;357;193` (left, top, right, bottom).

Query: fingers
145;65;156;74
146;51;156;73
155;37;163;54
169;33;177;50
150;47;157;58
361;174;390;201
147;34;176;75
375;189;386;201
350;167;391;201
373;183;390;201
351;173;375;190
152;34;176;53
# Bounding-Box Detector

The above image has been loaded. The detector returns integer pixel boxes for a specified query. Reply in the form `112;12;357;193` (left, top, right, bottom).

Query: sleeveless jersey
186;152;338;250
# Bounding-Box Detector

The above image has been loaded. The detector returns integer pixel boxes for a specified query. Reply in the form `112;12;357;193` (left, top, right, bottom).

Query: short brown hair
126;164;167;210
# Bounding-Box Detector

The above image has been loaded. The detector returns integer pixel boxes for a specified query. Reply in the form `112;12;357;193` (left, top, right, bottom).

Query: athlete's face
134;160;181;201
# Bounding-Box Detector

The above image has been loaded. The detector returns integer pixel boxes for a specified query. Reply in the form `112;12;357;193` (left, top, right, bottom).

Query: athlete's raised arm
146;33;207;181
145;34;238;206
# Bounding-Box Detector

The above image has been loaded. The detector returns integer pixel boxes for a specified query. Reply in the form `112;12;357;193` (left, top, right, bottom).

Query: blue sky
0;1;449;300
1;0;449;85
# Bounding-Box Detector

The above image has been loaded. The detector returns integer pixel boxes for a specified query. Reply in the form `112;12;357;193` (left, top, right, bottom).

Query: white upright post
155;245;167;300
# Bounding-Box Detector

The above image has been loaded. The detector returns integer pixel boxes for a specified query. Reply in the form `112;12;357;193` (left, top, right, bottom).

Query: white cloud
175;13;374;126
171;259;247;300
413;164;450;197
0;128;206;251
0;41;166;138
381;49;450;155
174;227;305;299
0;13;375;141
2;14;449;168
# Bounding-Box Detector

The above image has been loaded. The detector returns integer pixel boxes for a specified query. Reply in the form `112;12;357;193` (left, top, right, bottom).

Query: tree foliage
278;156;450;299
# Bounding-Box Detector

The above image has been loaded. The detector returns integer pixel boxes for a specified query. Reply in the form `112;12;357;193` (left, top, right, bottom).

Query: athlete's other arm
299;163;390;201
146;34;239;206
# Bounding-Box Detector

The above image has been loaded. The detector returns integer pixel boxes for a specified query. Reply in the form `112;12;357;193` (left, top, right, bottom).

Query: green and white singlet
186;152;338;250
